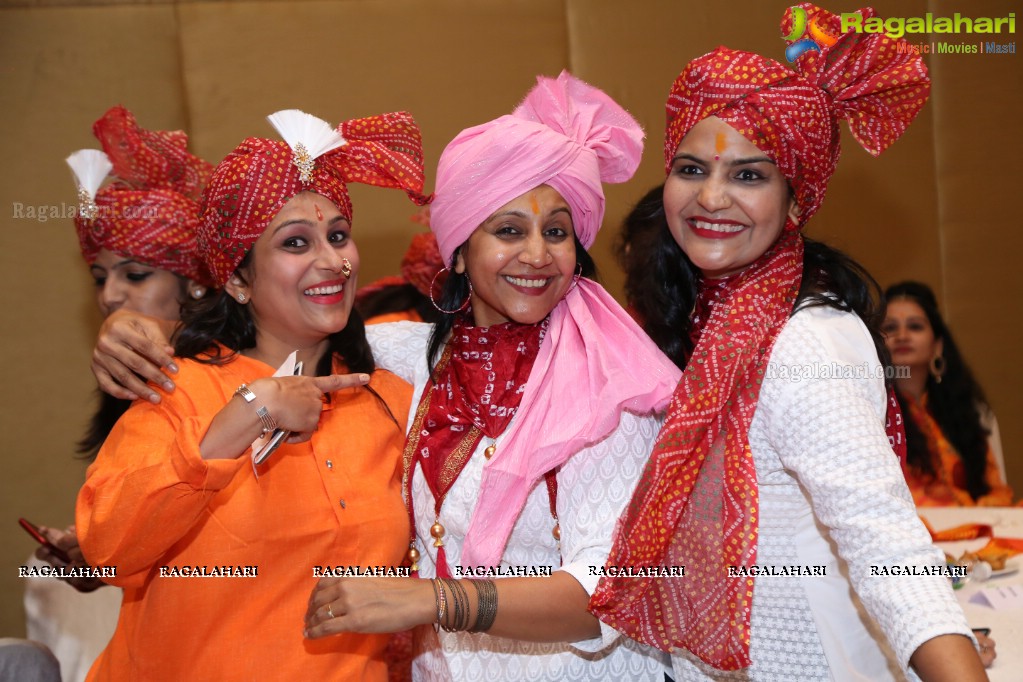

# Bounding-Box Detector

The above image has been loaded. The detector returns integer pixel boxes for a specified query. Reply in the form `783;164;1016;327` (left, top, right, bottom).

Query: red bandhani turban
591;3;925;671
401;229;444;298
199;110;431;287
70;106;213;285
664;4;930;224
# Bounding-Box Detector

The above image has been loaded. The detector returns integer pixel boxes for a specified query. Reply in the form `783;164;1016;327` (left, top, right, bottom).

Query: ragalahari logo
784;6;838;61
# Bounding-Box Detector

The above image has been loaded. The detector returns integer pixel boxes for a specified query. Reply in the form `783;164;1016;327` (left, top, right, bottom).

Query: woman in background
28;106;212;682
883;280;1013;506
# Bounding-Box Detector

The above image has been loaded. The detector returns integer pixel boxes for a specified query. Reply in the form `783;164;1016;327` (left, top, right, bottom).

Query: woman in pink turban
302;72;680;680
590;4;987;680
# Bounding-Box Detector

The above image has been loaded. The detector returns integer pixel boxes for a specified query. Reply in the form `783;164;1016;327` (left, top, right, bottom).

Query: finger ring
326;603;334;619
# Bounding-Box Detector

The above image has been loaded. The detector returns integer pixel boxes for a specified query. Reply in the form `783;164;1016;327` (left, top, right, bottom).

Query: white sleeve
554;410;662;652
979;404;1006;482
366;321;434;383
760;306;972;671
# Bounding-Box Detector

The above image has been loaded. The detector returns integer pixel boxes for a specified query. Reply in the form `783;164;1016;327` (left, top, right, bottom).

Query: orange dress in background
902;394;1014;507
77;351;411;681
366;309;424;325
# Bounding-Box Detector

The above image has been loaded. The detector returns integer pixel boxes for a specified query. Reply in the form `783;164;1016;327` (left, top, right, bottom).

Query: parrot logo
784;6;839;62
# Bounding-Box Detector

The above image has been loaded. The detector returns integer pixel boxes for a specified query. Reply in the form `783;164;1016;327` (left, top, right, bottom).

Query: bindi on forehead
529;195;541;215
314;203;324;221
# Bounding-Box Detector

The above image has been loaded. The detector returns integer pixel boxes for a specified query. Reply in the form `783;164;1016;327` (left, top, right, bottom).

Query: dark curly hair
883;281;991;500
614;188;891;378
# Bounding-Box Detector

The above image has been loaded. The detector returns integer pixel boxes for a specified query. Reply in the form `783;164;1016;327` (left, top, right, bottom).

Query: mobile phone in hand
18;518;72;563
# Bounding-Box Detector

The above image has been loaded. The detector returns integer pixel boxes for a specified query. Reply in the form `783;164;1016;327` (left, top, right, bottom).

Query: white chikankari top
669;305;973;682
368;321;670;681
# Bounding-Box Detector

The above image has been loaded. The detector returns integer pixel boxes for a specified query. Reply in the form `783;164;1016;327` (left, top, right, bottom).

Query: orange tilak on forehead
314;203;324;221
714;131;727;160
529;194;541;215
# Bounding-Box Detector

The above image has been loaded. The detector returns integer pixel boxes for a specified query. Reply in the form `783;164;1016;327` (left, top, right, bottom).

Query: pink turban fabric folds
430;70;644;264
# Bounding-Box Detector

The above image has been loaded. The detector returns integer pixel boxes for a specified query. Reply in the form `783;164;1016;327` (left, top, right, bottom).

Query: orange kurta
903;394;1014;507
76;351;411;681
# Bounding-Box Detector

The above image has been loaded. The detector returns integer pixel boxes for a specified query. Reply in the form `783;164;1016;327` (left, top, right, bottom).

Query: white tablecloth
918;507;1023;682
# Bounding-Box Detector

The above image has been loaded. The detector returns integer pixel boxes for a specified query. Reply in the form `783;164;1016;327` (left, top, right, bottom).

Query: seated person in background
883;281;1013;506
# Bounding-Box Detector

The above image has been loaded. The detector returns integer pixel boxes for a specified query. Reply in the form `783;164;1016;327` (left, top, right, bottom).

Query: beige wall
0;0;1019;637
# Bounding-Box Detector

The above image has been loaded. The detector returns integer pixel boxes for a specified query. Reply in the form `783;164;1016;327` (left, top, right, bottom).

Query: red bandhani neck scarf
590;3;924;670
403;315;547;577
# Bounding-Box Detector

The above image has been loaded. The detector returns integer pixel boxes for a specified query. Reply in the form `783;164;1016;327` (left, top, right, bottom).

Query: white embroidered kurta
368;322;670;681
670;305;973;681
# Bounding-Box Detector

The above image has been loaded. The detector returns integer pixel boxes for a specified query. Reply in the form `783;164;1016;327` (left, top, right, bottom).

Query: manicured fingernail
359;374;370;382
163;381;175;391
148;393;160;404
167;362;179;373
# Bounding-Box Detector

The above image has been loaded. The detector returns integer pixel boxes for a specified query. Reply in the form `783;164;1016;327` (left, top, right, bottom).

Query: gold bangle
432;579;447;627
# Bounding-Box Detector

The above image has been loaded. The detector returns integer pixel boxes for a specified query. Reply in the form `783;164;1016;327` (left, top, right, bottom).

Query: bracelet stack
432;578;498;633
468;579;498;633
234;383;277;434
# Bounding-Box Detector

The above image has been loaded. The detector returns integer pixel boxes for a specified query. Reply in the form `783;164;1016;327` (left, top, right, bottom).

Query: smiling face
227;191;358;356
90;248;187;319
663;116;799;279
882;298;942;375
455;185;577;327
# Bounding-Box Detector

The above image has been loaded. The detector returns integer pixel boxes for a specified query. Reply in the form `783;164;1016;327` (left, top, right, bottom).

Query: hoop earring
929;354;946;384
429;267;472;314
569;263;583;291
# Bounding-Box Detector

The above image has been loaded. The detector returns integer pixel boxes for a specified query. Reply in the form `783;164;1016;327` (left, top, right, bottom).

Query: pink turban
431;71;644;264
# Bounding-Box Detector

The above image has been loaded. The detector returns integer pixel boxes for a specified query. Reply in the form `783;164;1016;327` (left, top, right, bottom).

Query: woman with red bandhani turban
590;4;987;680
27;105;214;681
301;71;680;680
76;108;429;681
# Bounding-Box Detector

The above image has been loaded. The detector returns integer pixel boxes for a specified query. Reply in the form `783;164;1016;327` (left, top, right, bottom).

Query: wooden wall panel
0;4;185;636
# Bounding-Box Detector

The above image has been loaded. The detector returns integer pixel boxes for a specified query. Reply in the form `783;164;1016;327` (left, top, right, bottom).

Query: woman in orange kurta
76;109;430;681
883;281;1013;507
898;394;1011;506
